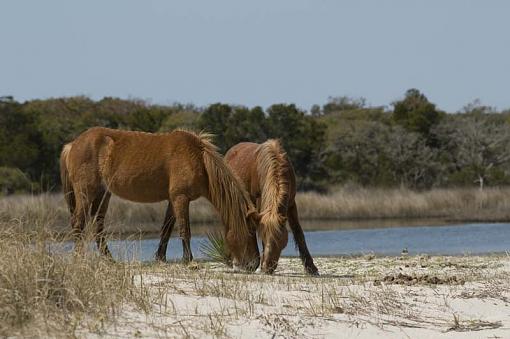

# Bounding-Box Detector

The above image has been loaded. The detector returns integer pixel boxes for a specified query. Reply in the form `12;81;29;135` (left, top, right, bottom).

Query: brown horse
60;127;260;271
225;140;319;275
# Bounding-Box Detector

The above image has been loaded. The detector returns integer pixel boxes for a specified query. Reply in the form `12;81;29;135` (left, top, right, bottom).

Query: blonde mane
185;130;256;240
256;139;289;241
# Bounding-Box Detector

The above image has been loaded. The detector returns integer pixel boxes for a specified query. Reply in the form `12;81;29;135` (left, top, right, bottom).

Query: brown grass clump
0;223;147;337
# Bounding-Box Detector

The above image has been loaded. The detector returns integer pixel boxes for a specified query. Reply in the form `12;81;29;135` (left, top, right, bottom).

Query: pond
96;222;510;262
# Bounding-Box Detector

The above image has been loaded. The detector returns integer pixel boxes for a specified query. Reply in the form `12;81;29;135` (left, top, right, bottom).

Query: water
93;222;510;262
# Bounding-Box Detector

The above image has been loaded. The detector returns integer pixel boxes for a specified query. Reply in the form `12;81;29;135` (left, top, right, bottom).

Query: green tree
21;97;97;187
197;103;233;151
123;106;174;132
159;110;200;132
0;167;38;194
224;106;267;146
197;104;267;152
392;89;443;137
266;104;327;189
0;100;42;178
324;121;390;186
322;96;366;114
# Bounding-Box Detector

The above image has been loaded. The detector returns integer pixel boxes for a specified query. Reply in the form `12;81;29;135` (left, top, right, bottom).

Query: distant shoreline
2;187;510;236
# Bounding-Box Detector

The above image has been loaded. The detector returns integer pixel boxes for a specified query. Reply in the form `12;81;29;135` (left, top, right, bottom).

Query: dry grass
2;187;510;236
0;193;218;236
447;313;502;332
297;186;510;221
0;225;151;337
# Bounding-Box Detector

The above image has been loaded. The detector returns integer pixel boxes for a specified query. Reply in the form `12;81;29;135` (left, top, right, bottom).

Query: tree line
1;89;510;194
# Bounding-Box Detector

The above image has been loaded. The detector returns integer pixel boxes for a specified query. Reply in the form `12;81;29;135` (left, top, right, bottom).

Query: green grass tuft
199;231;231;265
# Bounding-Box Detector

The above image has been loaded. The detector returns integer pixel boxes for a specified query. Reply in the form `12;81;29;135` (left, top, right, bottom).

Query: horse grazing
225;140;319;275
60;127;260;271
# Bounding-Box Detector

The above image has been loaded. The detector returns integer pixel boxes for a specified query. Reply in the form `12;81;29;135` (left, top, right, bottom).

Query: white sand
79;255;510;338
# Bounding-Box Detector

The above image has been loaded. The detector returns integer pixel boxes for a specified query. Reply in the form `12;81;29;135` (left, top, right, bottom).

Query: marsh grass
297;186;510;221
2;187;510;237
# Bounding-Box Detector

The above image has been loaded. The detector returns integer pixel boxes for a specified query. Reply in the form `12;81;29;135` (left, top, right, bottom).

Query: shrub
0;167;38;195
200;232;231;265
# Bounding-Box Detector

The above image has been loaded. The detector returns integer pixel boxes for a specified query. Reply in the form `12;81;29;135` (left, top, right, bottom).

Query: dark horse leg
172;195;193;263
155;202;176;262
288;202;319;276
90;189;113;259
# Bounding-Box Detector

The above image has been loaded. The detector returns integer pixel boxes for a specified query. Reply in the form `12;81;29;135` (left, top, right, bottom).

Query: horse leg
91;190;113;259
256;241;266;273
71;190;90;253
261;229;287;274
288;203;319;276
71;205;86;253
261;240;274;274
172;195;193;264
155;202;176;262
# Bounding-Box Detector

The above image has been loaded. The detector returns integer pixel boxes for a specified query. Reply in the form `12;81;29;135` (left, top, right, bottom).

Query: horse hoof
306;268;320;276
181;258;193;265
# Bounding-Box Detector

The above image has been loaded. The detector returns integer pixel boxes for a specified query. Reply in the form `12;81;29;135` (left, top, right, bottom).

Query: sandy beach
64;254;510;338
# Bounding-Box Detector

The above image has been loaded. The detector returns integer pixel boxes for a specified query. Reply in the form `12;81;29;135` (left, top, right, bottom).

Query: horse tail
197;132;256;241
256;139;289;241
60;143;75;214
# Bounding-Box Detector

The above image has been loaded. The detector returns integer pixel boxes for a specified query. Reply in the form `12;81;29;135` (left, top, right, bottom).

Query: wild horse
60;127;260;271
225;140;318;275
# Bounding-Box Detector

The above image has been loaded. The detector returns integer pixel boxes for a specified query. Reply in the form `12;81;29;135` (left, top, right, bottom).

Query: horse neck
202;146;255;241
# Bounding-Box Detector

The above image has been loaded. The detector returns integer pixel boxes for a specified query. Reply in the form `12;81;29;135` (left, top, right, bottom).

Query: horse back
225;142;260;201
225;141;298;205
68;127;207;203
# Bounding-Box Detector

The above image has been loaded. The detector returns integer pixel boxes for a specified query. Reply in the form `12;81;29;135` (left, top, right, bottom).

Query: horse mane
179;129;256;240
174;128;215;146
256;139;289;241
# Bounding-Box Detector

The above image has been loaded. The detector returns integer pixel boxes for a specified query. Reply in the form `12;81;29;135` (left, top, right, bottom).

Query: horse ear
246;208;261;223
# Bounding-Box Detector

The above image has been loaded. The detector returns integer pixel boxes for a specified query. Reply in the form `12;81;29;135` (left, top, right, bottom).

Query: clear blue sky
1;0;509;112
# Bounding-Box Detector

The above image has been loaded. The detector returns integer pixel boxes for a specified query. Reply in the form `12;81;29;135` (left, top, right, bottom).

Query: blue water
94;222;510;262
